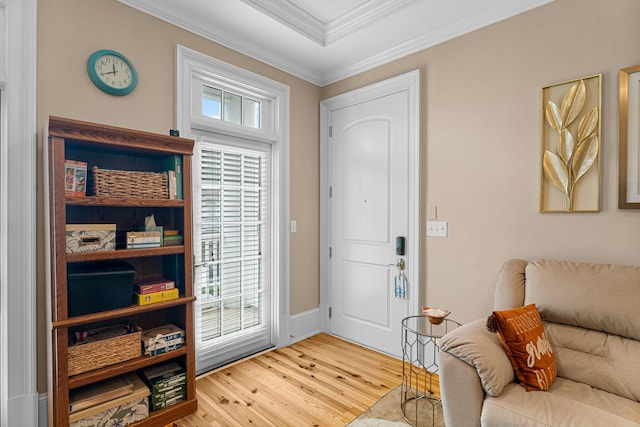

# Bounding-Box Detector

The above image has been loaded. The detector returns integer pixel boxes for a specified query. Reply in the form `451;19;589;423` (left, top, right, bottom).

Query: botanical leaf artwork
543;80;599;210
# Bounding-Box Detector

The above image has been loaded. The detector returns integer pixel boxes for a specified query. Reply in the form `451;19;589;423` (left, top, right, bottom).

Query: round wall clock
87;49;138;96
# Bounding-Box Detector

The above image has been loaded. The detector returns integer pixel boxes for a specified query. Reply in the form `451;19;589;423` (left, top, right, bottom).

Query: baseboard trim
289;307;321;344
38;393;47;427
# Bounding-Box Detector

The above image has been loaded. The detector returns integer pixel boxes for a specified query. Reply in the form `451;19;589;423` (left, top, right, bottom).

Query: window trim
176;45;291;355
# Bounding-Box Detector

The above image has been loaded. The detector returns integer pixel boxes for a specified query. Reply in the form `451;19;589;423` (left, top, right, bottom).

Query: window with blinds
194;142;271;365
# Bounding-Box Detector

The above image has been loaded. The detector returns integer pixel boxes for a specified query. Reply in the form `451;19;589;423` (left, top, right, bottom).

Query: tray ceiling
118;0;553;86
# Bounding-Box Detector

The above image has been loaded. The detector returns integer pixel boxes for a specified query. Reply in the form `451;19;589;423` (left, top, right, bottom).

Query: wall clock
87;49;138;96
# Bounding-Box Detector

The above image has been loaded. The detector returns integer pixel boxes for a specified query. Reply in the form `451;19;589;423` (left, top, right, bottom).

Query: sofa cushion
524;259;640;341
440;318;515;397
489;304;557;391
546;322;640;401
481;378;640;427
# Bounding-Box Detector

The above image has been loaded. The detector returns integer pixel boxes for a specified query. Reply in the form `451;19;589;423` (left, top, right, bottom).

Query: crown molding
320;0;554;85
325;0;416;45
117;0;554;87
240;0;325;46
118;0;325;84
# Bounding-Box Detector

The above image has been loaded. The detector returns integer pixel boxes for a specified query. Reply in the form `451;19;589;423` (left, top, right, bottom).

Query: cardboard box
134;288;179;306
66;224;116;253
134;278;175;295
69;373;149;427
126;231;161;249
142;324;184;356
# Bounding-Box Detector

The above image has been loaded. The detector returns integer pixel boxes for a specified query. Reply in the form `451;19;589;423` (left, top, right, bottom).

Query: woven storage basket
68;325;142;376
92;166;168;199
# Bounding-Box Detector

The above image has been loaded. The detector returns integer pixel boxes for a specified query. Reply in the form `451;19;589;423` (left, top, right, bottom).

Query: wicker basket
92;166;168;199
68;325;142;376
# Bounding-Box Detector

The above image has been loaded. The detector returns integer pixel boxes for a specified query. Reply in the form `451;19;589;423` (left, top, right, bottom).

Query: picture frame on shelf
618;64;640;209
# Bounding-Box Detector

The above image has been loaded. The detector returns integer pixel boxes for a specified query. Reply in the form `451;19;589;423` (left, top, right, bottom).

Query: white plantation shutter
194;140;272;370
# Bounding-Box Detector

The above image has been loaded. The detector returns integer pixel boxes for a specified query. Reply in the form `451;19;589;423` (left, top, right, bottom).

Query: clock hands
99;64;118;77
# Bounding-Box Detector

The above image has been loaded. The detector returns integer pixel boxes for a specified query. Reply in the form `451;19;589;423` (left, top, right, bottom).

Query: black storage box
67;261;136;317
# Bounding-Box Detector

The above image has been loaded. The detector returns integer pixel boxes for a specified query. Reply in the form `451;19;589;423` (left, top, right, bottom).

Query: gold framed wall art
540;75;601;212
618;64;640;209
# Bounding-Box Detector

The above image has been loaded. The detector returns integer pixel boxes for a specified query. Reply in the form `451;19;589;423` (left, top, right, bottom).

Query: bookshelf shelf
65;246;185;263
68;348;188;390
52;296;197;329
66;196;185;208
46;116;197;426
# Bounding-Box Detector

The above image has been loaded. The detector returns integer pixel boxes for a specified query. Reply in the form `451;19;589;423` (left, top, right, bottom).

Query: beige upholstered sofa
438;259;640;426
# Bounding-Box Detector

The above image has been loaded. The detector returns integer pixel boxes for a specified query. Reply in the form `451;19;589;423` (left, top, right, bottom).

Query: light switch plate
427;221;447;237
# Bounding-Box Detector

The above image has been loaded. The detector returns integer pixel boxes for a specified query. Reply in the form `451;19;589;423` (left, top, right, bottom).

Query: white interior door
323;71;419;357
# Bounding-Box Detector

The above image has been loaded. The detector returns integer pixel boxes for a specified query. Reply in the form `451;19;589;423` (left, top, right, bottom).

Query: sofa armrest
439;318;515;396
438;318;515;427
439;351;484;427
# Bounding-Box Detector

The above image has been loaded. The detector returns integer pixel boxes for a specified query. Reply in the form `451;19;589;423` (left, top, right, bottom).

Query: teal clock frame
87;49;138;96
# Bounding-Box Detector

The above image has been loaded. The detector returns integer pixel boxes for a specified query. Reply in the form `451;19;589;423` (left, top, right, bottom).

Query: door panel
342;261;390;326
330;90;410;357
342;119;390;243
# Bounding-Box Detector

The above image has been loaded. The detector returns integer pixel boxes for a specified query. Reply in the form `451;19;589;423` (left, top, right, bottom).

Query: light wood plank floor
176;333;406;426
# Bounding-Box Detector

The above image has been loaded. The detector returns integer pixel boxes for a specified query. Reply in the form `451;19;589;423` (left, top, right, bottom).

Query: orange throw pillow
486;304;557;391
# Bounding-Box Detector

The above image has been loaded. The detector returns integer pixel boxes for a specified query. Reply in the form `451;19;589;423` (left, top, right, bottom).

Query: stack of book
163;155;182;200
162;229;183;246
133;278;179;306
141;362;186;411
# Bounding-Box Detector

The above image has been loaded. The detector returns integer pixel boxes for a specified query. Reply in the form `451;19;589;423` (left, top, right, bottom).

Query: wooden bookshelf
46;116;197;426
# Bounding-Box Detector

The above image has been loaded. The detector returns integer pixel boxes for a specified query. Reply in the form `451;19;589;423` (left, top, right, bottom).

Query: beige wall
36;0;320;392
36;0;640;395
322;0;640;326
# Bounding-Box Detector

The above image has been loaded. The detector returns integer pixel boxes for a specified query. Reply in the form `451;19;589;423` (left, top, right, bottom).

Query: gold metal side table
401;315;461;426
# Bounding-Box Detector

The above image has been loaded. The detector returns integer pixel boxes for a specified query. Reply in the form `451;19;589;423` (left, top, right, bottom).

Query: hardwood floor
176;333;405;426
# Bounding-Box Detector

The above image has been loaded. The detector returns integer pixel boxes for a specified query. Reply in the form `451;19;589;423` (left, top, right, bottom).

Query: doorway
320;70;420;357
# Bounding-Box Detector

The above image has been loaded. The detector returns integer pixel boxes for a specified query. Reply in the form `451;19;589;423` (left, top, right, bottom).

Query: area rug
347;386;445;427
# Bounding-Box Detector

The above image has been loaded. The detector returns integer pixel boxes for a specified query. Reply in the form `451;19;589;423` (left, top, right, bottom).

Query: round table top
401;315;461;339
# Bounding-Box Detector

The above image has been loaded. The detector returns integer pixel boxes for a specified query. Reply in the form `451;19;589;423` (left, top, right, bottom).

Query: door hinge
329;307;332;319
329;246;332;258
329;125;332;137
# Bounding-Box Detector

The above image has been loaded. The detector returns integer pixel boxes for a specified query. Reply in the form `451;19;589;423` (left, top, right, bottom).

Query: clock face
88;50;138;96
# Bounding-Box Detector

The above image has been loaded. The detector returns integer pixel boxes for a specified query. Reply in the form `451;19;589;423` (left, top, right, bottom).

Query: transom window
202;85;261;129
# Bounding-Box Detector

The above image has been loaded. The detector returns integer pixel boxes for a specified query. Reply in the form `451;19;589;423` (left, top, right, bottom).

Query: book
134;288;179;306
151;384;186;405
134;278;175;295
162;234;183;246
141;362;185;388
167;170;177;200
163;155;183;199
69;375;134;413
64;160;88;197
